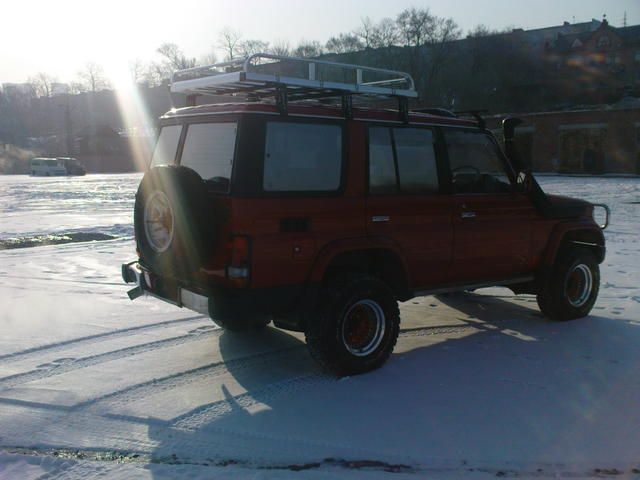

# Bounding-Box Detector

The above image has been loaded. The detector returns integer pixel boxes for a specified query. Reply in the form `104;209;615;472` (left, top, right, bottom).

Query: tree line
15;7;471;97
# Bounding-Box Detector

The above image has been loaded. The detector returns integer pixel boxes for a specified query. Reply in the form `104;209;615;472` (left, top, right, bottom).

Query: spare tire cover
134;166;216;277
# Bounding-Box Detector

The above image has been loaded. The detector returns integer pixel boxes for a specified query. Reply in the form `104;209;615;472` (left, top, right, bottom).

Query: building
488;102;640;174
543;20;640;104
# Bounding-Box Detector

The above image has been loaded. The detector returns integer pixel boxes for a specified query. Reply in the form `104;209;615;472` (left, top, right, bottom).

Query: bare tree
325;33;364;54
69;82;87;94
218;28;242;60
29;72;57;98
199;48;218;66
292;40;324;58
371;18;400;48
269;40;291;56
391;7;461;91
129;59;146;84
78;62;110;92
354;17;376;49
396;7;435;48
237;39;270;58
156;43;196;70
424;16;462;83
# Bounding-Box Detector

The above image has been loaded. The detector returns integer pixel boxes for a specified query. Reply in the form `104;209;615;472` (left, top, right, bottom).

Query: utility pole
63;95;73;157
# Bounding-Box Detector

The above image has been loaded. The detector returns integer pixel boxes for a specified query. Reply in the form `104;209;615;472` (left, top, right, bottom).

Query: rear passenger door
444;128;535;282
242;118;365;291
366;126;452;289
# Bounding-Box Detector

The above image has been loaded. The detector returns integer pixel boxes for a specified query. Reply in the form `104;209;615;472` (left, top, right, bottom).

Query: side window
263;122;342;192
369;127;397;194
180;123;237;189
445;130;512;194
394;128;439;193
368;126;439;194
150;125;181;168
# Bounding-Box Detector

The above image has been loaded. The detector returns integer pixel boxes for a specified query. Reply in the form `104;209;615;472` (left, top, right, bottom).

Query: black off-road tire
305;274;400;376
537;247;600;321
134;166;216;278
212;316;272;332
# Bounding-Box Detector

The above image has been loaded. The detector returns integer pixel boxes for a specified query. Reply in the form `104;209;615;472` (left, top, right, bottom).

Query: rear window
180;123;237;189
150;125;181;167
263;122;342;192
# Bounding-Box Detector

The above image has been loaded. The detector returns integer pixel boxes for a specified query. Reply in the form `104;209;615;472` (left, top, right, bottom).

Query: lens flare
106;62;157;172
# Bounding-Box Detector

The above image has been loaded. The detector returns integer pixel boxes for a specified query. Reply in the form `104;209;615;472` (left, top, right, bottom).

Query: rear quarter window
150;125;182;167
180;123;237;189
263;122;342;192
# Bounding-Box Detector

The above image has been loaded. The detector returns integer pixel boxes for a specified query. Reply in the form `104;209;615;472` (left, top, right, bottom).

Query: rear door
443;128;536;282
365;125;452;289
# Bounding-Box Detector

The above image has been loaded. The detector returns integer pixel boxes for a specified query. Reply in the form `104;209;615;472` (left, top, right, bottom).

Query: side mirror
502;117;531;172
502;117;522;142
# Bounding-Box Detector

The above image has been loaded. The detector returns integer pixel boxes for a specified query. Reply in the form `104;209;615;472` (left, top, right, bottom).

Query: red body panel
158;103;603;303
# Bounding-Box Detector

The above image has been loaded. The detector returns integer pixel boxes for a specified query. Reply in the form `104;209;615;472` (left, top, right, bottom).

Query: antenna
623;11;627;27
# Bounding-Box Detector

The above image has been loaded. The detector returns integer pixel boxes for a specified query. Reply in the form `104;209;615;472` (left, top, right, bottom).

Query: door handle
372;215;390;223
460;211;476;219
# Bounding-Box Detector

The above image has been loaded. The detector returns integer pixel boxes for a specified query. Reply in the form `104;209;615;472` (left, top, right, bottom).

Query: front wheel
305;274;400;376
537;247;600;321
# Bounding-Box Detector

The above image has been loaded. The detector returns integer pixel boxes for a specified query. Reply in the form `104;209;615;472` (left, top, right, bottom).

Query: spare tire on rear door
134;166;216;278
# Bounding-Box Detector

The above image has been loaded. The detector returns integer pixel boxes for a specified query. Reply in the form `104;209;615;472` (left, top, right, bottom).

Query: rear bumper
121;261;308;325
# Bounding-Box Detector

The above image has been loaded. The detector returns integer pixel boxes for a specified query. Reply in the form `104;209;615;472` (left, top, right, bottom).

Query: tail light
226;236;250;287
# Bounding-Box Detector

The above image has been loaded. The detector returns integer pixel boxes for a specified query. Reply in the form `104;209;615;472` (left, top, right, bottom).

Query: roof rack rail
454;109;489;130
170;53;418;121
412;108;457;118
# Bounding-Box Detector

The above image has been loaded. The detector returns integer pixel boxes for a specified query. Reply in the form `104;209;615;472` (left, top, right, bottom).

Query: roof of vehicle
161;102;479;128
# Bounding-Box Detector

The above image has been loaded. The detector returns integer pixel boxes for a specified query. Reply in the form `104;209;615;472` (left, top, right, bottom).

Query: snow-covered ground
0;174;638;479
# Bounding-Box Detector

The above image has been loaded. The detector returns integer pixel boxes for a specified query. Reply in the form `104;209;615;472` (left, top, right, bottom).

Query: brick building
487;102;640;174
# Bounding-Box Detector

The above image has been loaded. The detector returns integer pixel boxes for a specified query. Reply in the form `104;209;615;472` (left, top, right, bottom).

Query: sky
1;0;639;85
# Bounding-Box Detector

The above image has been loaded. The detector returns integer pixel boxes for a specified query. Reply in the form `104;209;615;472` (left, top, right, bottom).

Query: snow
0;174;639;479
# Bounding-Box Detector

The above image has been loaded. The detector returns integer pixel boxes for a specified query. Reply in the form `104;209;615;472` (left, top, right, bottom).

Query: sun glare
107;62;157;172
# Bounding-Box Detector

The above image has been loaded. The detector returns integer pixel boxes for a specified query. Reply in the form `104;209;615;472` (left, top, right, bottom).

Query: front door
443;128;535;282
365;126;453;289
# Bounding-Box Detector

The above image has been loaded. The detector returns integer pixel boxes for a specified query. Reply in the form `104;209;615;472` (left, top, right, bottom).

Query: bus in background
57;157;86;176
29;157;86;176
30;158;66;176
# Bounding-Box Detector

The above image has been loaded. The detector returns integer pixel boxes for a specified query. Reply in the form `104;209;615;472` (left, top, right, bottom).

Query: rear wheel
305;274;400;376
537;247;600;321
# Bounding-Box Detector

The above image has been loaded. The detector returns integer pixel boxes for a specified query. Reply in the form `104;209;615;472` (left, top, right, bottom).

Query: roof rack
170;53;418;121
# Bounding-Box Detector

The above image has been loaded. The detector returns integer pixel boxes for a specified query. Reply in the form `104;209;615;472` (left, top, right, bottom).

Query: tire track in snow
400;324;478;337
0;315;207;364
80;323;475;410
168;324;481;431
0;320;479;395
79;346;304;411
171;373;333;431
0;326;220;390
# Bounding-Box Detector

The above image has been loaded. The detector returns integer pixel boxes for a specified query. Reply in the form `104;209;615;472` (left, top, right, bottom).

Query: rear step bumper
121;261;307;324
121;261;208;315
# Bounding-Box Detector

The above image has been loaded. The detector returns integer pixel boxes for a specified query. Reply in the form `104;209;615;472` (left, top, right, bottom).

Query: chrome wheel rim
565;264;593;308
341;299;386;357
144;191;174;253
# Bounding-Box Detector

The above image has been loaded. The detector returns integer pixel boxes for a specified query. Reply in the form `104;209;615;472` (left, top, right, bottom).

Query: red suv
123;55;609;375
